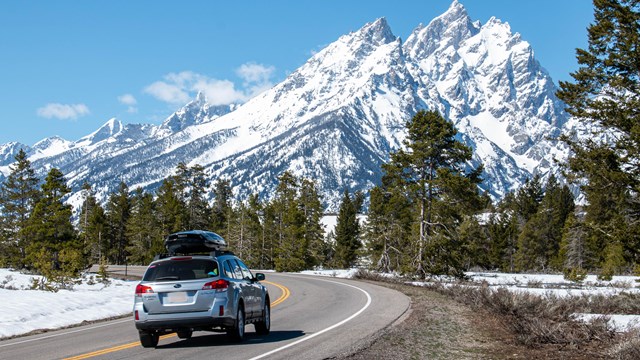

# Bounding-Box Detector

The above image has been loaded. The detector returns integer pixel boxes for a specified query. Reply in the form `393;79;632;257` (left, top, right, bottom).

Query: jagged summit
159;92;234;134
404;0;478;60
355;17;396;46
78;118;123;145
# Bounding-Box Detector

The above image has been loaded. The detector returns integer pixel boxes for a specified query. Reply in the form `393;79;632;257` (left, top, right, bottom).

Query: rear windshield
143;259;219;282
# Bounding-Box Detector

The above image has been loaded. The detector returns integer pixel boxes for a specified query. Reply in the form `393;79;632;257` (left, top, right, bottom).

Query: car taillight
135;283;154;296
202;279;229;291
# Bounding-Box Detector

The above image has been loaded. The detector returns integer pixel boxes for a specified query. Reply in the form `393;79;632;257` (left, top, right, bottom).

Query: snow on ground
2;268;640;339
409;272;640;332
0;269;137;339
299;269;360;278
466;272;640;297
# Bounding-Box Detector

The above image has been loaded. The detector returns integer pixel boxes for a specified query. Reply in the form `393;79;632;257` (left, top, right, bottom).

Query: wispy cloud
36;103;90;120
236;63;276;98
144;62;276;106
118;94;138;113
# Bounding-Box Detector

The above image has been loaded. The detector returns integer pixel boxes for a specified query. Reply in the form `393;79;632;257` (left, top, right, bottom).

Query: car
133;231;270;348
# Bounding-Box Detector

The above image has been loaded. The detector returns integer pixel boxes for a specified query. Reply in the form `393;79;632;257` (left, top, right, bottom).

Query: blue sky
0;0;594;145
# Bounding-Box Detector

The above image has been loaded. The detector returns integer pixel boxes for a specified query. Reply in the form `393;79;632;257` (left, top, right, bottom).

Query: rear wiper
155;276;180;281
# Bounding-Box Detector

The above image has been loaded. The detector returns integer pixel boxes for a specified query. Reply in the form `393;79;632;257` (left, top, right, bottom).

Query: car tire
177;329;193;339
139;330;159;348
227;303;245;342
255;301;270;335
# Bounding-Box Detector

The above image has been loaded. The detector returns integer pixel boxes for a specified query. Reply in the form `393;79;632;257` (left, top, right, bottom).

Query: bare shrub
421;283;615;348
353;269;404;284
608;330;640;359
570;292;640;315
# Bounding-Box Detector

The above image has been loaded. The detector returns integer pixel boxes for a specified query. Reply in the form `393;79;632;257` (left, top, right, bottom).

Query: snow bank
0;269;136;339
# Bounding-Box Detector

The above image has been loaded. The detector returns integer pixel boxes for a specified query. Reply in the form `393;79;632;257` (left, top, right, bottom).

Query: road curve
0;273;410;360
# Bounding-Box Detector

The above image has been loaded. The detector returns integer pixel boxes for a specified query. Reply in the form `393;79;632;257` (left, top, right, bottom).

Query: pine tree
24;168;80;285
298;179;325;269
211;179;233;239
245;194;268;269
155;177;186;235
0;149;40;267
560;213;591;281
459;216;490;270
172;163;210;230
334;189;361;268
268;171;306;272
486;211;519;272
383;110;484;277
105;182;131;265
186;164;211;230
126;188;163;264
364;185;413;273
557;0;640;273
77;182;108;265
515;175;575;272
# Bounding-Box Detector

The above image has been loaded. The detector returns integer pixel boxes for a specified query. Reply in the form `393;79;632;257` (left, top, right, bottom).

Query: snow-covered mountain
0;1;579;210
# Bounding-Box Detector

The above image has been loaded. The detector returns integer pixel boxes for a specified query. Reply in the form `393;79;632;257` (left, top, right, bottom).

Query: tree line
0;0;638;284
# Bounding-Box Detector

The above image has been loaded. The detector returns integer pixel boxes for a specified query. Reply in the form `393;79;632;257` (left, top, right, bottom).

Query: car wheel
227;303;245;342
177;329;192;339
255;301;270;335
139;330;159;348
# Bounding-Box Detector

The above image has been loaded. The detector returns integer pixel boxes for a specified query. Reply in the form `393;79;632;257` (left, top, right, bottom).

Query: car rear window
143;259;219;282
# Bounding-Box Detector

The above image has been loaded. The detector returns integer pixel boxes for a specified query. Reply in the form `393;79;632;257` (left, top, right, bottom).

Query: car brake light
135;284;154;296
135;310;139;320
170;256;192;261
202;279;229;291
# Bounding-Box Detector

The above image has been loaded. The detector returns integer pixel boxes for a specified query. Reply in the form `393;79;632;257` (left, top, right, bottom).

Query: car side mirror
255;273;265;281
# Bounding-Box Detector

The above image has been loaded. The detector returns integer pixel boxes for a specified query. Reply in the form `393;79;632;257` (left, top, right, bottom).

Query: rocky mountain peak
404;0;479;60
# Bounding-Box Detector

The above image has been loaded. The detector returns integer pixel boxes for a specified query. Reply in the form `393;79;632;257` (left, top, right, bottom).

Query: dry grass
348;270;638;359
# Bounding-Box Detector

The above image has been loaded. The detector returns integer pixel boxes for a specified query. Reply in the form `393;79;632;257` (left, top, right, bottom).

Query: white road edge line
249;278;372;360
0;318;131;348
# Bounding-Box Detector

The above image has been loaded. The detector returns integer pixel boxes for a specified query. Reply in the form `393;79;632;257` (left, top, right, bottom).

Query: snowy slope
0;1;583;209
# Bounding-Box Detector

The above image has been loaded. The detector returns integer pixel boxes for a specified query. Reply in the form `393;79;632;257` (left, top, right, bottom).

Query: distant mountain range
0;1;587;211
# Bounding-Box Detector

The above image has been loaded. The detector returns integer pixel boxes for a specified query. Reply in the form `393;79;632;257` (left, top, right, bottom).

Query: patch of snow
0;269;136;339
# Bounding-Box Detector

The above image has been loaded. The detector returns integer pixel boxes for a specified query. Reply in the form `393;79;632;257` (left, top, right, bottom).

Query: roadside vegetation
349;271;640;359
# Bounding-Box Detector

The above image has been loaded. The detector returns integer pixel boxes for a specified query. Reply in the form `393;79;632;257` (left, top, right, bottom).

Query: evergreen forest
0;0;639;285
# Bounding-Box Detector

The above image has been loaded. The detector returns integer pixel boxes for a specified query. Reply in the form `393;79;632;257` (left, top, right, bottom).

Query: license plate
166;291;188;304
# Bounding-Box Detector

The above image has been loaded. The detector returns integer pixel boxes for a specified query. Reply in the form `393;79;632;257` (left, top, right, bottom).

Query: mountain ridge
0;1;584;211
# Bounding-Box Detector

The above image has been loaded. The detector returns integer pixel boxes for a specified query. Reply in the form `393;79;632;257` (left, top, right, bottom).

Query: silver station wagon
133;231;270;348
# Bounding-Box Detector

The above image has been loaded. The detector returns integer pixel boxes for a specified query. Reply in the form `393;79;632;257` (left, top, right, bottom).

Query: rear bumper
135;316;235;331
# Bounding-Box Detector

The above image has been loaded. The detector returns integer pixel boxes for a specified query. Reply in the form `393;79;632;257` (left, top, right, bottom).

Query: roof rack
209;250;235;258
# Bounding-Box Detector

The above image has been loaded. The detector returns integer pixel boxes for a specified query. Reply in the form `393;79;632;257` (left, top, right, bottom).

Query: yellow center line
63;280;290;360
264;280;290;306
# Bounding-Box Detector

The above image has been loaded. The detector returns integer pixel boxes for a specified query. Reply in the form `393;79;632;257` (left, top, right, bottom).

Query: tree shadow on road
156;330;306;349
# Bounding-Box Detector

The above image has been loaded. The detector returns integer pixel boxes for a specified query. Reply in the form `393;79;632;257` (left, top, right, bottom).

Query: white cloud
118;94;138;113
192;78;245;106
144;80;190;104
144;63;276;106
236;63;275;84
37;103;90;120
117;94;137;106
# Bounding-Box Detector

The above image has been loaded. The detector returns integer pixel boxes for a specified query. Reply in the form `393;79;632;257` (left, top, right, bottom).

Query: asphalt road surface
0;272;410;360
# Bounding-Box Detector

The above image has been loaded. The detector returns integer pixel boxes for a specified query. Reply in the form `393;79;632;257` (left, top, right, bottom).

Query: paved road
0;273;409;360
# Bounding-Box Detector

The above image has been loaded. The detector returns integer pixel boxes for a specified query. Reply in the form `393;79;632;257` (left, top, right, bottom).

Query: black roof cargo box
165;230;227;255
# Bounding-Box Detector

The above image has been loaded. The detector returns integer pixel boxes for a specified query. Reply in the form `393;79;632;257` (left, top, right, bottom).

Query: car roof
150;253;237;265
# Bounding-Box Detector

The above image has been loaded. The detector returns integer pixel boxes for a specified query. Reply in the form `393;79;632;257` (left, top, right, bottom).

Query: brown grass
350;270;637;359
